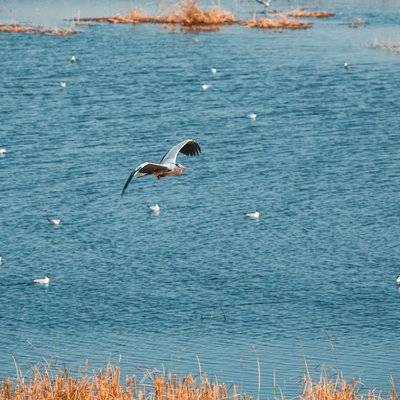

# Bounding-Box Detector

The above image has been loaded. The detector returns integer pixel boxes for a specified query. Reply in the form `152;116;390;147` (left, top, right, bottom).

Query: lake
1;0;400;396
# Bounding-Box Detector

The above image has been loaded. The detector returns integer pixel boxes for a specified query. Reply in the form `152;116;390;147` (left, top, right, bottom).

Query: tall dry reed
0;365;229;400
0;364;398;400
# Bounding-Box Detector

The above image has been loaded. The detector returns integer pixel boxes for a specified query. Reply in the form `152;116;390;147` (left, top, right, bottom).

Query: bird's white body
0;256;2;265
149;204;161;213
0;148;7;155
396;275;400;285
202;84;210;91
248;113;257;121
48;218;61;226
33;276;50;285
70;55;77;63
211;68;217;75
246;211;261;220
344;62;349;69
60;81;67;88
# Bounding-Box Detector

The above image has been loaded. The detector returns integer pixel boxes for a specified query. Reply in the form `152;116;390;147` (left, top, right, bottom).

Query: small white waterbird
149;204;161;213
201;84;210;91
344;62;349;70
33;276;50;285
248;113;257;121
0;256;2;265
0;148;7;155
47;218;61;226
70;55;77;63
60;81;67;88
211;68;217;75
245;211;261;220
396;275;400;285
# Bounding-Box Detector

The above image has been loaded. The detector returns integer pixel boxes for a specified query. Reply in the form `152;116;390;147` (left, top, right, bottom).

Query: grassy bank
0;364;397;400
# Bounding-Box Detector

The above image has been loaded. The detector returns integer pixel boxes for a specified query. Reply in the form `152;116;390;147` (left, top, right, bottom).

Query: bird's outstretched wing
121;162;171;196
160;139;201;165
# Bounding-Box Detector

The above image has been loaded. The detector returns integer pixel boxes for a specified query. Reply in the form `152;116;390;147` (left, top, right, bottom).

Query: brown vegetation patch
301;372;398;400
243;16;311;30
289;9;335;18
0;23;77;35
0;365;230;400
74;0;236;32
0;363;397;400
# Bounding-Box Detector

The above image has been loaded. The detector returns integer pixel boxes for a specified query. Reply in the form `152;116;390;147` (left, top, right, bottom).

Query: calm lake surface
1;0;400;395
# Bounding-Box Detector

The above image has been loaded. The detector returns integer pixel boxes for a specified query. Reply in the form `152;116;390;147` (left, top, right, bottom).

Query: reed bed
0;365;229;400
0;364;398;400
75;0;236;32
243;16;311;30
0;23;77;35
73;0;315;32
288;9;335;18
299;372;398;400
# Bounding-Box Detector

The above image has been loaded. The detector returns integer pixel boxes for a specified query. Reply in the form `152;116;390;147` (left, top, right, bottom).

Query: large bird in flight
121;139;201;196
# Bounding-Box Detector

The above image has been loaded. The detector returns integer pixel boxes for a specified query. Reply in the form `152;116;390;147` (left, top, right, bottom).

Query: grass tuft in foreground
0;365;230;400
0;364;398;400
299;372;398;400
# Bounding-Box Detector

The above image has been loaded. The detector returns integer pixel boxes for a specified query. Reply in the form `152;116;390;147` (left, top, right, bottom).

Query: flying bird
211;68;217;75
255;0;271;13
202;84;211;91
344;62;349;70
396;275;400;285
70;55;77;63
121;139;201;196
0;148;6;156
60;81;67;88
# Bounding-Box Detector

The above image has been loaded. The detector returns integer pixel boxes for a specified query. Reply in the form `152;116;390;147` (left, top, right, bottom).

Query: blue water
1;0;400;396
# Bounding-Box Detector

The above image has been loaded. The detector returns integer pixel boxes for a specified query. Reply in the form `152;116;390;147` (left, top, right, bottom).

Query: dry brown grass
72;0;322;32
0;364;398;400
0;23;77;35
288;9;335;18
299;372;398;400
243;16;311;30
0;365;229;400
74;0;236;32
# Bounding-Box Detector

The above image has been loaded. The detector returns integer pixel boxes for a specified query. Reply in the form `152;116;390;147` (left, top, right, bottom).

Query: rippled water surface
1;0;400;395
